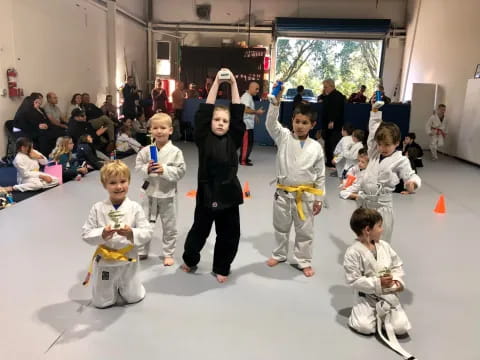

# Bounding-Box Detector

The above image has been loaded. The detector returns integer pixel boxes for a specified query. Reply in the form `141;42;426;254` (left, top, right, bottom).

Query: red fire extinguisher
7;68;21;97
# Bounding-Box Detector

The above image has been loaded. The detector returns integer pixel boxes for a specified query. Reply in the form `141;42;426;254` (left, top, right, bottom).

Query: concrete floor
1;143;478;360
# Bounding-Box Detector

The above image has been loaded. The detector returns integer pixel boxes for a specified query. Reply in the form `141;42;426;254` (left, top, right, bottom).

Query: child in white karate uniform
135;113;186;264
341;129;365;177
265;84;325;277
331;123;354;178
82;160;152;308
344;208;415;359
8;137;59;192
339;148;368;200
425;104;448;160
356;103;421;242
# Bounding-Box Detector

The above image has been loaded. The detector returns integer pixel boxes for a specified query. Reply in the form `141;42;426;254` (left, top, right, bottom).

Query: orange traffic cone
434;194;446;214
186;190;197;198
343;175;356;189
243;181;251;199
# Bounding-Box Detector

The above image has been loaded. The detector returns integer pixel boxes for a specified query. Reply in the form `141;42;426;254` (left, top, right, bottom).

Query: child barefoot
265;83;325;277
135;113;185;264
181;68;245;283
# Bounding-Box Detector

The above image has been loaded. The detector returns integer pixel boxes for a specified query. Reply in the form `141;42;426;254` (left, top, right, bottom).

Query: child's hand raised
116;225;133;242
102;225;116;240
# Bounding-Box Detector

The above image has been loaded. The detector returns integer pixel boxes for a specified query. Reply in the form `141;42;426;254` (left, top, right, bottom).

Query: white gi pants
13;173;59;192
272;191;314;268
349;295;411;335
429;134;444;160
139;196;177;257
92;262;145;308
335;159;346;178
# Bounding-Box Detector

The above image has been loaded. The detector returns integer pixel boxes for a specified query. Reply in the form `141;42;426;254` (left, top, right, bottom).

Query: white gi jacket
344;240;405;297
13;152;49;184
343;141;364;171
135;141;186;198
333;135;354;163
265;103;325;201
82;197;152;264
425;114;448;136
360;111;421;198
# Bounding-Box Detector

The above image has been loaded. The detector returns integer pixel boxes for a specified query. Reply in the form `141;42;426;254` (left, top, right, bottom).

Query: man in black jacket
322;79;345;167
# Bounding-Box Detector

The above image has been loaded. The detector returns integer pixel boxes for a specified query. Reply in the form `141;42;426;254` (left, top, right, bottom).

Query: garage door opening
275;37;383;100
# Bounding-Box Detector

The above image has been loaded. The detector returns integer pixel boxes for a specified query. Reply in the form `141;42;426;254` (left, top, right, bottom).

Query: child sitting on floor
81;160;152;308
340;148;369;200
50;136;88;181
7;137;59;192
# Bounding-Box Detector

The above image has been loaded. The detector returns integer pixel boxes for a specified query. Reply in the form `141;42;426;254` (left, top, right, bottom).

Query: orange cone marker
434;194;446;214
243;181;251;199
186;190;197;198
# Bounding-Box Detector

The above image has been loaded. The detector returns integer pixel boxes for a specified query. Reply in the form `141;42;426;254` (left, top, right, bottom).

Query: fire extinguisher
7;68;19;97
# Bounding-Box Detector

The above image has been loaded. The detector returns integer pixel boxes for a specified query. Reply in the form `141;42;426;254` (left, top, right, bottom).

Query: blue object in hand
272;81;283;96
149;145;158;163
375;90;382;102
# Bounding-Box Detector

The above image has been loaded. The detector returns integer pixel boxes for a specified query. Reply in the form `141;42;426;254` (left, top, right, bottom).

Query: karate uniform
339;165;364;200
12;152;59;192
425;113;448;160
333;135;353;177
344;240;415;358
357;111;421;242
266;103;325;269
135;141;186;258
116;133;142;153
82;197;152;308
342;141;364;174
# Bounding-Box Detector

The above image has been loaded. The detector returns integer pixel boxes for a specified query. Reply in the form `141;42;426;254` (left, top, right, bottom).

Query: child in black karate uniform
181;68;245;283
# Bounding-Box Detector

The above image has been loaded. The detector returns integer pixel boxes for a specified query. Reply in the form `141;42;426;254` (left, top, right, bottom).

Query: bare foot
302;267;315;277
163;257;174;266
400;191;410;195
181;263;195;273
216;274;228;283
266;258;282;267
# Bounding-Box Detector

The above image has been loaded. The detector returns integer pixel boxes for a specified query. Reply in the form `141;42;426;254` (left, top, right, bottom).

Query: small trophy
108;210;124;229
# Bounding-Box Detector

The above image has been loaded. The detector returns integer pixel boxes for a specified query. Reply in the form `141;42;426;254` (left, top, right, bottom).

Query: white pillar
106;0;117;99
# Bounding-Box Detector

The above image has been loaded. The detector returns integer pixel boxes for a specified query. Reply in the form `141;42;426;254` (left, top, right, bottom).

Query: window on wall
275;37;383;99
156;41;171;76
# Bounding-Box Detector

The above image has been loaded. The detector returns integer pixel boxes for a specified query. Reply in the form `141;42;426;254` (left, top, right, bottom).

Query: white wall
116;15;148;90
400;0;480;162
153;0;407;27
0;0;148;158
117;0;146;21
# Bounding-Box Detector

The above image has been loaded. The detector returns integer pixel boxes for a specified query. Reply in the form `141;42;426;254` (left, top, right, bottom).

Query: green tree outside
275;38;383;100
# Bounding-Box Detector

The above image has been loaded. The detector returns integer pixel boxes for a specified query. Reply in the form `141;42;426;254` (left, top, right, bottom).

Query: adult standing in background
322;79;345;167
151;78;168;113
122;75;140;118
239;81;264;166
172;81;187;137
347;85;367;103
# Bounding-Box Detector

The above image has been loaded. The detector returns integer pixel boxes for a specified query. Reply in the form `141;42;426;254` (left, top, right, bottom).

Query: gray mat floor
1;143;478;359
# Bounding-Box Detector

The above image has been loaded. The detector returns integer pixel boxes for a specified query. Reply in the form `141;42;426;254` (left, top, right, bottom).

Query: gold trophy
108;210;124;229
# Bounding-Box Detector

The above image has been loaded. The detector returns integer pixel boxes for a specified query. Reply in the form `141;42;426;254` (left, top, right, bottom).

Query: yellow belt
276;184;324;221
83;244;136;286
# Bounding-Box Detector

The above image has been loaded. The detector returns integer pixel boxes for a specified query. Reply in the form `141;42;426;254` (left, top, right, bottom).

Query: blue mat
0;166;45;203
